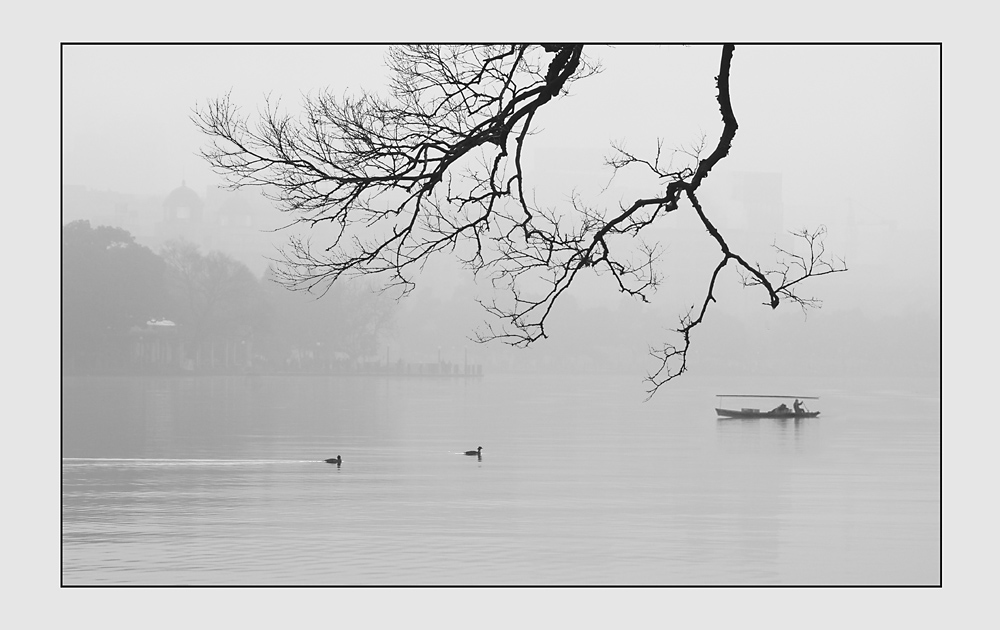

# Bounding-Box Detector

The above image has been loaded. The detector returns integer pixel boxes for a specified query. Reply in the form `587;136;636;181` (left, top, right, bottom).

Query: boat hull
715;408;820;419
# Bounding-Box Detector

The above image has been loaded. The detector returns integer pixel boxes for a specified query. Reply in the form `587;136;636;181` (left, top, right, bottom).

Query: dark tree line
194;44;845;395
62;221;168;370
61;220;395;373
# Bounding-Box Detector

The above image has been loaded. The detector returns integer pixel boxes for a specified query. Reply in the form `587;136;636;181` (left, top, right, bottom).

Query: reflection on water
62;374;940;585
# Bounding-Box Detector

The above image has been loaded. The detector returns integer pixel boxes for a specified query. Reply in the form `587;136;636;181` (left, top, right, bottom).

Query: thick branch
194;44;846;398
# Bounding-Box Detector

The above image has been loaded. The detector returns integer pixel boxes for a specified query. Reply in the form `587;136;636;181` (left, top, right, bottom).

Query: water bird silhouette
324;456;342;465
464;447;482;456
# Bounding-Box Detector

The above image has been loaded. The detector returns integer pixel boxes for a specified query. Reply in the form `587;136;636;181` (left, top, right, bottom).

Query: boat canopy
716;394;819;399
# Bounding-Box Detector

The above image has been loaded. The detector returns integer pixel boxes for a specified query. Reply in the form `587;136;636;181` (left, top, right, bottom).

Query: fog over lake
25;26;971;624
64;372;938;585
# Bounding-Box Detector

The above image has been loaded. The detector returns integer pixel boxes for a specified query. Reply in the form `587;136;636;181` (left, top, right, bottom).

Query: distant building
162;180;204;223
127;318;255;373
726;171;784;234
156;180;205;244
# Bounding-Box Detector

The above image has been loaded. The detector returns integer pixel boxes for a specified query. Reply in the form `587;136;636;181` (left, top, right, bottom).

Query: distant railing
65;335;486;377
279;359;484;377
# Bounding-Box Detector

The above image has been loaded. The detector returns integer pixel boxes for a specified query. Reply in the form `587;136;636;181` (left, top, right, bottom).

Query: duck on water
324;456;342;465
464;447;482;456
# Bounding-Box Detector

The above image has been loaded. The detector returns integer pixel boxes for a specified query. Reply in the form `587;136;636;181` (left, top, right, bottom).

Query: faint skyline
62;44;940;325
63;45;939;232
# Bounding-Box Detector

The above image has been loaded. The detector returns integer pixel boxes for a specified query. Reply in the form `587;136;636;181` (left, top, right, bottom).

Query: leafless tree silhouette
194;44;846;396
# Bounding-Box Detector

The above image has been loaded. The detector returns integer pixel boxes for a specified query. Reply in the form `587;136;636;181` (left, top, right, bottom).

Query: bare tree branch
194;44;846;397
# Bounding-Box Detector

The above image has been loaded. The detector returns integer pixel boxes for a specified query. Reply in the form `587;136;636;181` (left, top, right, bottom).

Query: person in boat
793;399;804;413
771;403;790;414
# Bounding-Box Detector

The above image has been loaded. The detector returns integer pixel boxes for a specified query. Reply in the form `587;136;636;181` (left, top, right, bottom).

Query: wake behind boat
715;394;820;419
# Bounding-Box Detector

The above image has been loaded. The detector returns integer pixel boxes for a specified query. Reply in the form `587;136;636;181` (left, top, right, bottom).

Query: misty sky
64;44;938;229
61;44;940;324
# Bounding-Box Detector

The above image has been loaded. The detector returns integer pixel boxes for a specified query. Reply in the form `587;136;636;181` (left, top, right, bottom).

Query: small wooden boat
715;394;820;419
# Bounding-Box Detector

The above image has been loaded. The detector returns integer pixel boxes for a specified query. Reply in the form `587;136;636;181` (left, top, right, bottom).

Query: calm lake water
62;372;940;585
